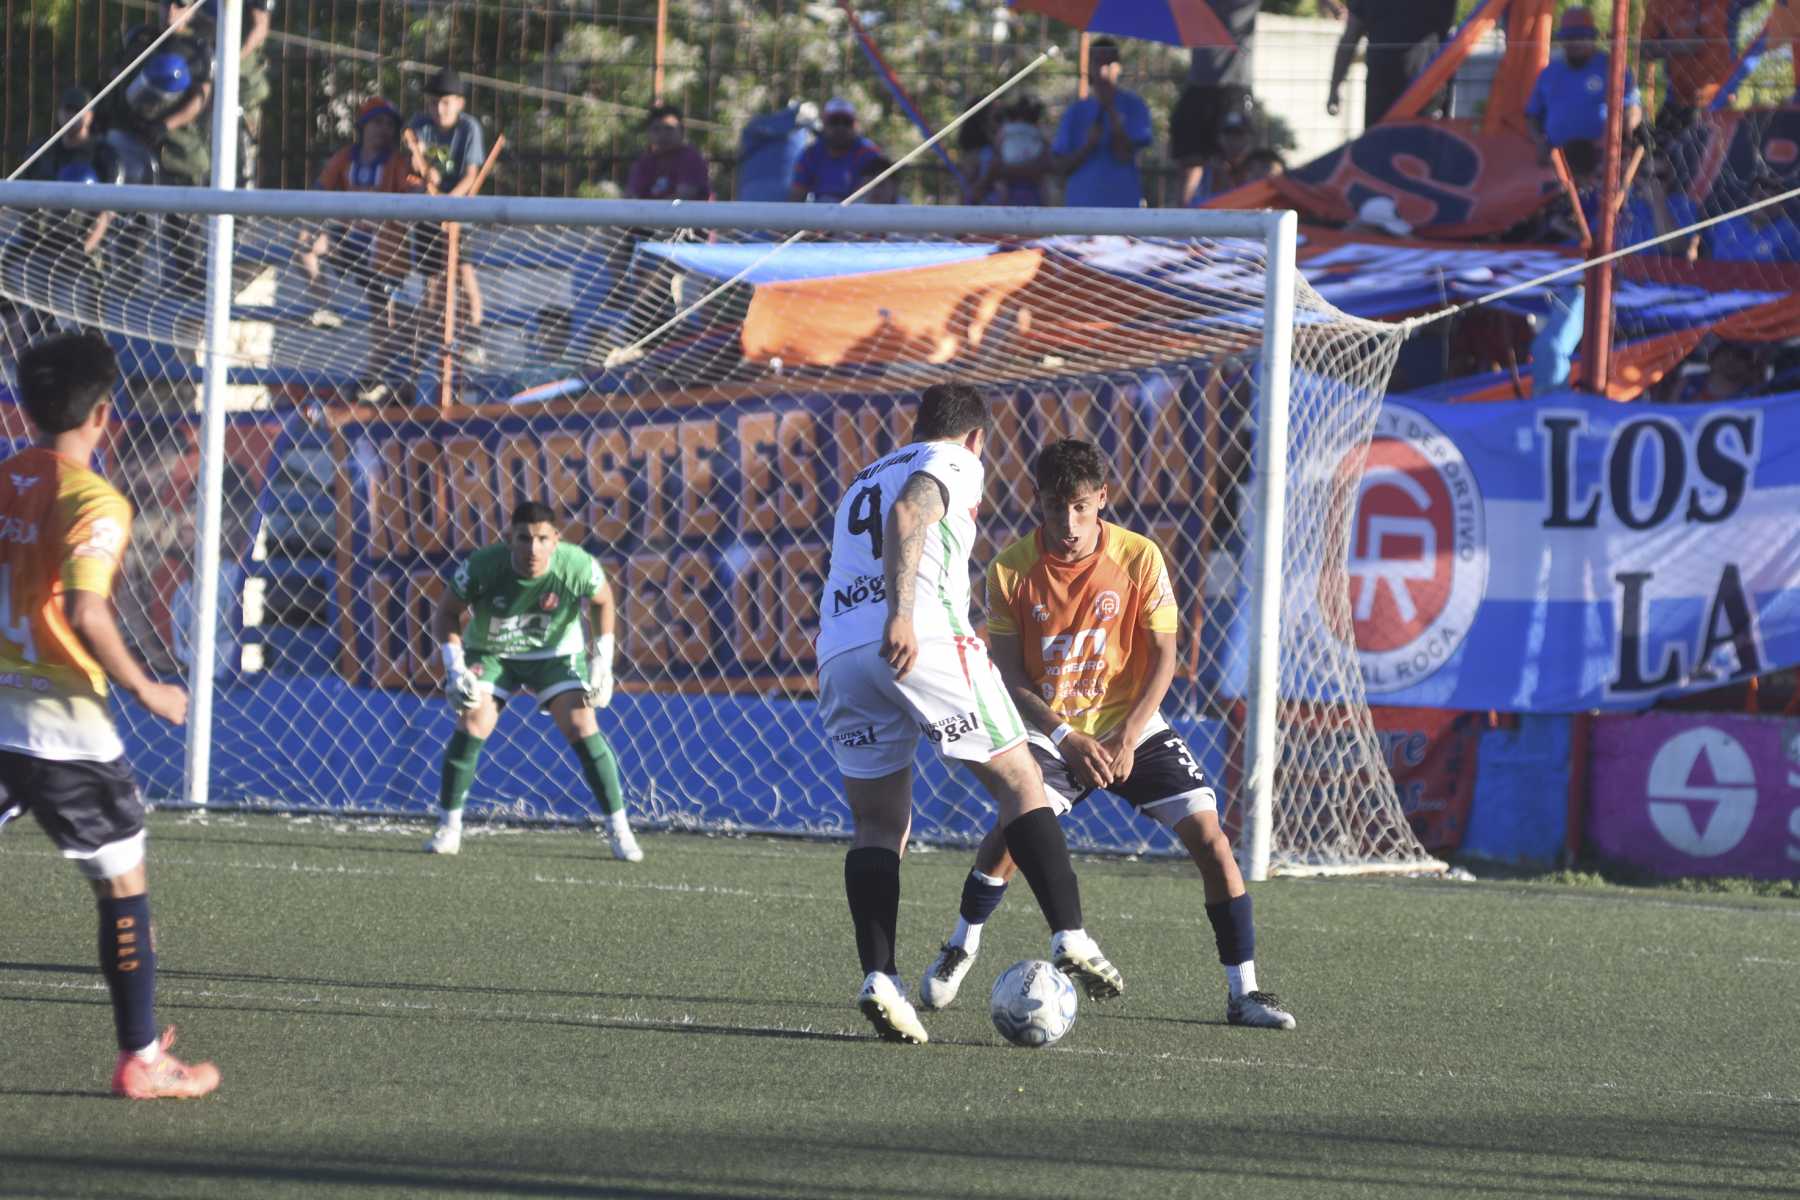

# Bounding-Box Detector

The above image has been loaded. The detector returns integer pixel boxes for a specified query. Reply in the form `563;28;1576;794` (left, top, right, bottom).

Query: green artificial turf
2;812;1796;1198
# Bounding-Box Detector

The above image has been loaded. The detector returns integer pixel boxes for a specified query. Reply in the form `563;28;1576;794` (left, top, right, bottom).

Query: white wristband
441;642;466;674
1049;723;1075;746
592;632;615;664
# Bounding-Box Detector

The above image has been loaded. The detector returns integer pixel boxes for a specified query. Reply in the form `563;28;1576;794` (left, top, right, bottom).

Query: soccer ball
989;959;1078;1048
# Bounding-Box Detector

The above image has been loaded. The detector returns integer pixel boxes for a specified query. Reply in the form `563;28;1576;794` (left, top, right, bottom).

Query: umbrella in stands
1007;0;1236;47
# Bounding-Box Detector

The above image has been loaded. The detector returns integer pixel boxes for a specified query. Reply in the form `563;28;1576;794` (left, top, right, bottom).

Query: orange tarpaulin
741;249;1046;367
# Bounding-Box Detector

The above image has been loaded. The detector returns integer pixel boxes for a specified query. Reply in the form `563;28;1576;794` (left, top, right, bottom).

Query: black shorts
1169;84;1253;163
0;749;145;858
1033;729;1217;826
411;222;453;276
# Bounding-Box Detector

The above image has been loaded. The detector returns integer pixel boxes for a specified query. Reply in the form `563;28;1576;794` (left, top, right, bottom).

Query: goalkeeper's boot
1051;929;1125;1001
610;826;644;864
112;1027;221;1101
917;943;975;1011
858;971;928;1045
1227;991;1297;1030
424;823;462;856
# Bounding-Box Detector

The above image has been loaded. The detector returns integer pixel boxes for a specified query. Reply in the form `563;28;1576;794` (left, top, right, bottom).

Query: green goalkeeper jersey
451;542;606;659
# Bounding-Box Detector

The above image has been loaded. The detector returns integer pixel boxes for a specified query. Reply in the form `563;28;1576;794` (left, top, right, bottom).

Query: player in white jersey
815;383;1123;1044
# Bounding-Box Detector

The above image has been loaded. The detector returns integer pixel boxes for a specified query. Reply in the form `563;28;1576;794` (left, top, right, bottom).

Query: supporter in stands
789;98;883;204
111;9;213;188
165;0;274;184
1187;108;1258;203
626;104;712;202
2;87;118;324
1707;170;1800;262
1356;0;1458;125
1641;0;1735;139
1051;38;1154;208
1169;0;1257;205
990;96;1053;206
1526;8;1642;163
957;108;1003;205
297;96;415;401
405;67;489;364
1657;339;1767;402
1326;6;1365;119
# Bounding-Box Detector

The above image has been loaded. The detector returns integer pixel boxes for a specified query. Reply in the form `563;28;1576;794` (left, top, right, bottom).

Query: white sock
132;1039;161;1064
951;918;982;955
1226;960;1257;998
607;810;632;836
442;809;463;832
973;869;1006;887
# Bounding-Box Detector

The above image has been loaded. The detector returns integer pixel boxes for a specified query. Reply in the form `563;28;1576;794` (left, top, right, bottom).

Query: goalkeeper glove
586;633;615;710
441;642;483;712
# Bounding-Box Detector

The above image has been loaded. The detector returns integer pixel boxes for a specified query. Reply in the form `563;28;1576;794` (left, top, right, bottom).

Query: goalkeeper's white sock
606;809;632;837
442;808;463;833
1225;960;1257;998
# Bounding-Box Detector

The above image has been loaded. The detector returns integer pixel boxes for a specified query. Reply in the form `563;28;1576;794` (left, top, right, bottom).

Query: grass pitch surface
2;813;1796;1199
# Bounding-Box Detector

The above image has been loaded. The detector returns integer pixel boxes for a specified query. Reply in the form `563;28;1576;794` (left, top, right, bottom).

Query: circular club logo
1645;728;1757;857
1329;405;1486;693
1092;590;1121;622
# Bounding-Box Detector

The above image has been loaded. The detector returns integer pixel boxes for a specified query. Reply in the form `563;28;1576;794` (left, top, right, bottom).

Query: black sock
959;869;1008;925
1002;807;1083;934
98;894;157;1052
844;847;901;976
1205;893;1256;965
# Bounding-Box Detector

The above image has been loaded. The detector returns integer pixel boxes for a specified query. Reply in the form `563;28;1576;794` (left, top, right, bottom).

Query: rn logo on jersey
1333;405;1487;693
1645;727;1757;857
1042;629;1106;661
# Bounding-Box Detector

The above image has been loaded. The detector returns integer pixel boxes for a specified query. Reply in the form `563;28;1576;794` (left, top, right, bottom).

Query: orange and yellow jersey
0;447;131;761
985;521;1177;746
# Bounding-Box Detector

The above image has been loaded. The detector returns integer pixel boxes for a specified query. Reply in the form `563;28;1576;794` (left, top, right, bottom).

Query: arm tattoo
885;472;948;620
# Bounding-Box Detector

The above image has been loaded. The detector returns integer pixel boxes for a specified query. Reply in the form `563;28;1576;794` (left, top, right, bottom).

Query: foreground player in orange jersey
916;438;1295;1030
0;333;220;1098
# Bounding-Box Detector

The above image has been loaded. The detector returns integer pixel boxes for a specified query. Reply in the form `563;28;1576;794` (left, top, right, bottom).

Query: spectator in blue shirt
1526;7;1641;162
790;98;883;203
1051;38;1154;208
1707;171;1800;262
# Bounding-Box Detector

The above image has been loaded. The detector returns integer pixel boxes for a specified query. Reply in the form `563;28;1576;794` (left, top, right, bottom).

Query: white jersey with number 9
815;439;984;667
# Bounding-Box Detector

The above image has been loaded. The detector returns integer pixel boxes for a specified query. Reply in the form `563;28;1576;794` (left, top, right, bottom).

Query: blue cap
125;52;192;117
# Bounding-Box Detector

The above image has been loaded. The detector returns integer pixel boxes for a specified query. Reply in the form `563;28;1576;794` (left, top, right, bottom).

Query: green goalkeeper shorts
466;652;588;709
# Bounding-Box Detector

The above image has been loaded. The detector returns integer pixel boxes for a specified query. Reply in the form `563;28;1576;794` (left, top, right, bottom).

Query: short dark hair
16;332;118;435
914;383;990;441
510;500;558;528
1035;439;1109;504
646;103;682;127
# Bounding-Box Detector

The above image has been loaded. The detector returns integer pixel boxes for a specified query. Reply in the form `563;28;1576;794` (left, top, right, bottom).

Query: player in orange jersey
916;439;1295;1029
0;333;220;1098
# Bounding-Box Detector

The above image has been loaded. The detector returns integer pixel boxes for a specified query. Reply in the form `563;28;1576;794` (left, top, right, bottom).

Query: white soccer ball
989;959;1078;1048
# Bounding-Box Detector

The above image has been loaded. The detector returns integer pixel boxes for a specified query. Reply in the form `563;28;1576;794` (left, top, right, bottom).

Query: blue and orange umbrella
1007;0;1237;48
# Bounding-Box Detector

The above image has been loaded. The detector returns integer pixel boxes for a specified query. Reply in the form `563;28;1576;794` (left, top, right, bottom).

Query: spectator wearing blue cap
110;4;216;187
299;97;414;331
160;0;276;184
1526;7;1642;163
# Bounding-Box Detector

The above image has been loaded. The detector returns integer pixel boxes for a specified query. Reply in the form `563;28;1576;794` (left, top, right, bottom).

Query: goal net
0;183;1438;875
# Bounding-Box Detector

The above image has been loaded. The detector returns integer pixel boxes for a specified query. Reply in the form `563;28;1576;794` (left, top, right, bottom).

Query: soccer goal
0;180;1439;878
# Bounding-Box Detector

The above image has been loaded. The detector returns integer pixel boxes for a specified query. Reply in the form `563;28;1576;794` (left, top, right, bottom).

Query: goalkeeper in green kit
426;501;643;862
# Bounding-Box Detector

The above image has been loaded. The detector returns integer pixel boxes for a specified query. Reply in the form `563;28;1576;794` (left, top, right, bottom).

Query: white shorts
817;638;1029;779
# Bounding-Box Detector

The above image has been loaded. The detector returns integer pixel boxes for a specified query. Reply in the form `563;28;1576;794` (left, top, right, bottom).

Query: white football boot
1050;929;1124;1000
857;972;928;1045
610;826;645;863
917;943;976;1011
423;824;462;855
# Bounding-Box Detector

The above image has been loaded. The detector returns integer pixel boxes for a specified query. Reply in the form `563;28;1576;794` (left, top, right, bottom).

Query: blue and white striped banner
1336;390;1800;711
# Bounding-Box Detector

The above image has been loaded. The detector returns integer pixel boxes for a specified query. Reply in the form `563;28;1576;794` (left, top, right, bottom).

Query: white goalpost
0;177;1439;879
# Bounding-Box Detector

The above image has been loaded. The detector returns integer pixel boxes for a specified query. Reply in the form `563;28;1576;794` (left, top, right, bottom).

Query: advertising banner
1372;708;1482;853
1587;712;1800;879
1337;391;1800;711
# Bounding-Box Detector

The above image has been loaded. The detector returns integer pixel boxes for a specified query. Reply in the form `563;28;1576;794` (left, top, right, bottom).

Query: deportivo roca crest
1334;404;1487;694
